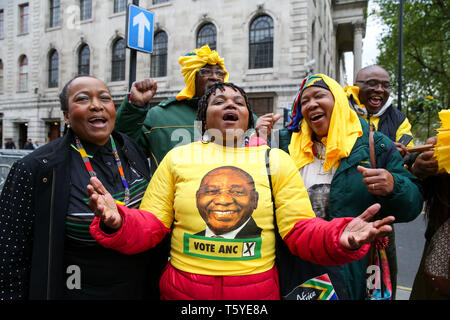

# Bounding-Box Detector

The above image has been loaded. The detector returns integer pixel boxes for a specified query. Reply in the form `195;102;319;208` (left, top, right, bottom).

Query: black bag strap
265;148;276;220
265;148;274;202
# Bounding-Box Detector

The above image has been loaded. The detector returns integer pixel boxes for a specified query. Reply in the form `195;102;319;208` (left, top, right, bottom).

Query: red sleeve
283;217;370;265
89;204;170;255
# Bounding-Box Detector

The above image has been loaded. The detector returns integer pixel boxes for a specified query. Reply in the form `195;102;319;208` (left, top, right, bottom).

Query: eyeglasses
197;68;227;79
356;79;392;90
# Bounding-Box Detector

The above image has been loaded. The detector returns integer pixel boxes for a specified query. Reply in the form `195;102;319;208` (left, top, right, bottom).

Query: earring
201;132;210;144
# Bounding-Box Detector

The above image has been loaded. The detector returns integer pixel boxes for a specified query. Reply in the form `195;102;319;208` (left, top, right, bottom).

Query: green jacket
115;96;201;170
278;118;423;299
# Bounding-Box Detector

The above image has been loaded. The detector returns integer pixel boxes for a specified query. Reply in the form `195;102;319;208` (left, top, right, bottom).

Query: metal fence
0;149;33;192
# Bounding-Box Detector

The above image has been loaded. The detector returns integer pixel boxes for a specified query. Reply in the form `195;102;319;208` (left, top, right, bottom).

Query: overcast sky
344;0;387;85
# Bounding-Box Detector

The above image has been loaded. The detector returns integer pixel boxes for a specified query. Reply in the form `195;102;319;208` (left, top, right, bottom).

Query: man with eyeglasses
345;65;414;157
115;45;280;172
345;65;415;301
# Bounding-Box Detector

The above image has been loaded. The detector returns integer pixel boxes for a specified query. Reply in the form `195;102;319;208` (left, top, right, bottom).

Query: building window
111;38;125;81
49;0;60;28
0;10;4;38
80;0;92;21
0;59;3;94
249;15;273;69
153;0;168;4
78;44;90;76
18;55;28;92
19;3;29;34
248;97;273;117
196;23;217;51
150;31;168;78
48;50;59;88
114;0;126;13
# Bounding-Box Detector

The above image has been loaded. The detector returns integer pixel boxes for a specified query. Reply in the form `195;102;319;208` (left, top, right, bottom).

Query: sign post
126;1;154;90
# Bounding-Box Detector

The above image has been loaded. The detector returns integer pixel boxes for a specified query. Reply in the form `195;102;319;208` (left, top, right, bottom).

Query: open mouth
223;112;238;122
88;117;107;127
368;96;383;107
310;113;324;122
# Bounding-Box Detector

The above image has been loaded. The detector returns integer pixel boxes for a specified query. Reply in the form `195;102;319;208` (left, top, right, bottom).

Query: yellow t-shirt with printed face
139;142;315;276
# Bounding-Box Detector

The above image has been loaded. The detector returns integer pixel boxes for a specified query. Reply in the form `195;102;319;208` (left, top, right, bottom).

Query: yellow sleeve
269;148;316;239
139;150;175;229
396;117;415;147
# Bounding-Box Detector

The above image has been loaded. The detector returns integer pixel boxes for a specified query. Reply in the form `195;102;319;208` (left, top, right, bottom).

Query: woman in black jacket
0;76;167;300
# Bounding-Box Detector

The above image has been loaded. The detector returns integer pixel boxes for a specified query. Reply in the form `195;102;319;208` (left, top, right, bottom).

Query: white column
353;22;364;77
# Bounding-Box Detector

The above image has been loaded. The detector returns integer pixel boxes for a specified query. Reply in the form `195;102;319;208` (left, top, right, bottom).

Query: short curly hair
196;82;255;135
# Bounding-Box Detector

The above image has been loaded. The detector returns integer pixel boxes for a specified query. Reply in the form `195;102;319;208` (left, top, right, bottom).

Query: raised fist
130;78;158;107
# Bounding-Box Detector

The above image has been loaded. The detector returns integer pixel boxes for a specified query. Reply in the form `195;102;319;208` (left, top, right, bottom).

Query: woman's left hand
357;165;394;196
87;177;123;230
340;203;395;250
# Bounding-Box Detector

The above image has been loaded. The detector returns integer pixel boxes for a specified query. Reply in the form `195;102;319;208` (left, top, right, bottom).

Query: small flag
283;274;338;300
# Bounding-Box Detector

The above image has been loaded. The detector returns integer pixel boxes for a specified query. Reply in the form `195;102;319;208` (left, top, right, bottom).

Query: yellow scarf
288;74;363;171
176;45;229;101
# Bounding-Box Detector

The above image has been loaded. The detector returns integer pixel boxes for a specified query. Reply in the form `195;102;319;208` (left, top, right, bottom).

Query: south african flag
284;273;338;300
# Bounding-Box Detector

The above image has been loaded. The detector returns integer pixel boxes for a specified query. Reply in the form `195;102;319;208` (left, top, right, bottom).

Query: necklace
74;135;130;205
312;143;325;160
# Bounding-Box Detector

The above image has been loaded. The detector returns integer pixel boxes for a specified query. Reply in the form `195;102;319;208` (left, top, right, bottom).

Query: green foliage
406;95;441;142
372;0;449;138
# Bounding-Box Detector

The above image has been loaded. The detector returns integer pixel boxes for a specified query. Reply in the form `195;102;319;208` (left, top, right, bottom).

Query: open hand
87;176;122;230
130;78;158;107
340;203;395;250
255;113;281;141
357;165;394;196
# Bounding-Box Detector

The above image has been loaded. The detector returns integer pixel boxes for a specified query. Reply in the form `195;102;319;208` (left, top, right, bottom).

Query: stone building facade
0;0;367;148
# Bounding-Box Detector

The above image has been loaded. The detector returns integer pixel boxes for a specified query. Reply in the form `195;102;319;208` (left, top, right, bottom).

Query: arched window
48;49;59;88
150;31;168;77
0;59;3;94
111;38;125;81
18;55;28;92
249;15;273;69
196;23;217;50
78;44;90;75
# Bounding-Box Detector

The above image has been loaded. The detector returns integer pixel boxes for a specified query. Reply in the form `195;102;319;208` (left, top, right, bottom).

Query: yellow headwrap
176;45;229;101
288;74;363;171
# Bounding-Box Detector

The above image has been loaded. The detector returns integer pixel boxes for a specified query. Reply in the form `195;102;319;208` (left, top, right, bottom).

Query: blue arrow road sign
126;4;154;53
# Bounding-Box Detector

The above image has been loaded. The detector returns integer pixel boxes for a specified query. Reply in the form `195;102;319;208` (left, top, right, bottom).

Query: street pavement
394;212;427;300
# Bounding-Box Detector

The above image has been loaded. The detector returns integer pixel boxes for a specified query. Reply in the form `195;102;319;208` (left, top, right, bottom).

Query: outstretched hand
87;176;123;230
130;78;158;107
340;203;395;250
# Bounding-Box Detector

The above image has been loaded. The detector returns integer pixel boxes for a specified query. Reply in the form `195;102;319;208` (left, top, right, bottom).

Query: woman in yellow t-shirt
88;82;395;300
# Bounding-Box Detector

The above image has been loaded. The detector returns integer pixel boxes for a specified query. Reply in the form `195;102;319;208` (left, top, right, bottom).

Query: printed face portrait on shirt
196;166;259;236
